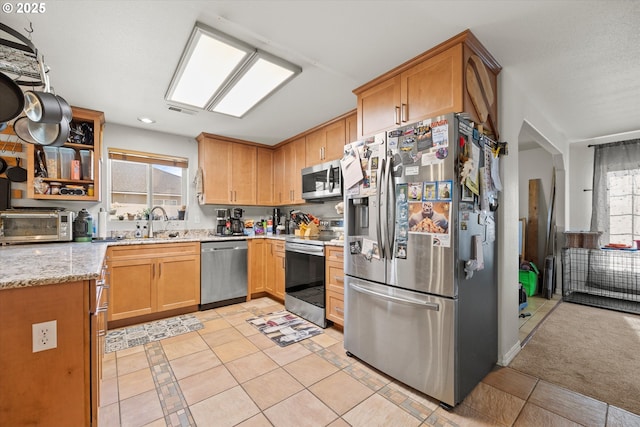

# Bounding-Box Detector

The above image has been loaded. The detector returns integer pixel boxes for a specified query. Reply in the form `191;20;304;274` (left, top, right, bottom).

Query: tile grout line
144;341;196;427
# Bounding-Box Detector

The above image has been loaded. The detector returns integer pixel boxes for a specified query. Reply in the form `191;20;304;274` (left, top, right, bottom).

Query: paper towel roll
98;209;108;239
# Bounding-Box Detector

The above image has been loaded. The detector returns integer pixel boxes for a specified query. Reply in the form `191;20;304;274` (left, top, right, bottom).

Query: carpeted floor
509;301;640;415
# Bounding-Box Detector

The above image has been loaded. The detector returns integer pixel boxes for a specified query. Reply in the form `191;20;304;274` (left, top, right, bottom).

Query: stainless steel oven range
284;218;343;328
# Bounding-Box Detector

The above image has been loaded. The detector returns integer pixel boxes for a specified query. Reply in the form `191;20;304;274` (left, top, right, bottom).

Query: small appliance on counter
73;208;93;242
0;208;73;244
215;208;230;236
231;208;244;235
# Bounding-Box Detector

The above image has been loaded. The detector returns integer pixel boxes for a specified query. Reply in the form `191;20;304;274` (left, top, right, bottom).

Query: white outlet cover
32;320;57;353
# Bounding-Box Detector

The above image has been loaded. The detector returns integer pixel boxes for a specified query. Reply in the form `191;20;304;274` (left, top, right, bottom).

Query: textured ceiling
2;1;639;146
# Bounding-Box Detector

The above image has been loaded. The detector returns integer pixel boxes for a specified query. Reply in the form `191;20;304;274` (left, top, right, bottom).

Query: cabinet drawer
326;290;344;326
272;240;285;254
108;242;199;260
326;246;344;262
327;264;344;293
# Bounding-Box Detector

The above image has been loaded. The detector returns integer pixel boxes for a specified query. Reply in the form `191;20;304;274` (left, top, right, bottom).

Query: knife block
303;222;319;237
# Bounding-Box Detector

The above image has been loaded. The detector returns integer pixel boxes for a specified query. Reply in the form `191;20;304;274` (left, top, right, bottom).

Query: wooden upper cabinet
345;112;358;144
273;146;286;205
354;30;500;138
305;119;346;166
401;44;463;124
256;147;274;206
357;74;402;137
276;137;306;205
196;134;256;205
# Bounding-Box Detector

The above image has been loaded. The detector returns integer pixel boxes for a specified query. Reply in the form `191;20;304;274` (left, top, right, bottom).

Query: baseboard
498;341;522;366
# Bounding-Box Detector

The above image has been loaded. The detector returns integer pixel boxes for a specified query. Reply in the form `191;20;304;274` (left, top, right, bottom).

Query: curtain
591;139;640;243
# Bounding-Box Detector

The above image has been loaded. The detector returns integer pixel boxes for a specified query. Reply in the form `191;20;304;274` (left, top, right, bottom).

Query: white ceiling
3;1;639;146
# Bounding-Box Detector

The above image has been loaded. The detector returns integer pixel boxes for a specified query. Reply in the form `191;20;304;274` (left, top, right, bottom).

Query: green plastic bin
519;262;539;296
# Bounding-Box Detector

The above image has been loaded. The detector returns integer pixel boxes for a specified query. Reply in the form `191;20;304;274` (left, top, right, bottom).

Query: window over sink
108;148;188;221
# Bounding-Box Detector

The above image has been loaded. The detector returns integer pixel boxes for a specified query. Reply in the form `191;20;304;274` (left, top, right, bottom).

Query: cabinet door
231;144;256;204
305;127;325;166
156;254;200;312
273;147;285;205
107;258;155;321
273;250;285;300
345;112;358;145
248;239;266;295
324;120;346;162
325;246;344;326
264;241;276;295
400;44;463;123
291;137;306;204
256;147;274;205
199;138;232;204
357;74;401;137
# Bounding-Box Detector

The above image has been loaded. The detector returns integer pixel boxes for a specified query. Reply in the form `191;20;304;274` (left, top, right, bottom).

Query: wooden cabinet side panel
0;281;89;426
156;255;201;312
401;44;463;122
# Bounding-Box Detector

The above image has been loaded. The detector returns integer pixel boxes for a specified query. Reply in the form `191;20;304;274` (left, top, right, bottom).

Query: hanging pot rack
0;22;43;87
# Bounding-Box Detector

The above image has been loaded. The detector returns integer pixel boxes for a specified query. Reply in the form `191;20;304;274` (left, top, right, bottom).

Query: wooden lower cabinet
248;239;267;297
0;280;95;426
107;242;200;325
252;238;286;300
325;245;345;326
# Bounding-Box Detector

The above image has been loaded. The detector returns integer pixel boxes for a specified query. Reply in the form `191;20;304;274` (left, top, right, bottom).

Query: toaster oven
0;209;74;244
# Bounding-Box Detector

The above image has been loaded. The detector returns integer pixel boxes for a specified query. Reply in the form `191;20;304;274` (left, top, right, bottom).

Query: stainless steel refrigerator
343;112;498;408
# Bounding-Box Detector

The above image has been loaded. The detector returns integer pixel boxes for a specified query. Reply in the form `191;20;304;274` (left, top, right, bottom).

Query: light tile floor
518;293;562;344
99;296;640;427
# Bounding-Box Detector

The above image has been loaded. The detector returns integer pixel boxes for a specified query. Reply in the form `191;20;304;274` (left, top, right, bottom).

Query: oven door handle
350;283;440;311
285;243;325;256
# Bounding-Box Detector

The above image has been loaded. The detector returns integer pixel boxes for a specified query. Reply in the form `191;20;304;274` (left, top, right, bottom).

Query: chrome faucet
148;206;168;238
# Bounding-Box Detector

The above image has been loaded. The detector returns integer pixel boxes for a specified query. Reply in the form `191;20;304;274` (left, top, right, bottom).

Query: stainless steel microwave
0;210;74;244
301;159;342;201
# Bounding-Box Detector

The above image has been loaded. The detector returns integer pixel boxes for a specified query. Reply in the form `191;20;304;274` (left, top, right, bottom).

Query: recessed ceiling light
137;117;155;124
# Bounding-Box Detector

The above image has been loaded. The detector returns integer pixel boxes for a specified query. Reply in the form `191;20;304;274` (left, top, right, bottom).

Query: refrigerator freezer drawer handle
350;283;440;311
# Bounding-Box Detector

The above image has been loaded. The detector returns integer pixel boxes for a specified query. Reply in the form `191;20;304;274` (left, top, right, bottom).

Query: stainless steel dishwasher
200;240;248;310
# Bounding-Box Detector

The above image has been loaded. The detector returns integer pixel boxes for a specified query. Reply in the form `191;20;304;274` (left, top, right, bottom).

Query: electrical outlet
32;320;57;353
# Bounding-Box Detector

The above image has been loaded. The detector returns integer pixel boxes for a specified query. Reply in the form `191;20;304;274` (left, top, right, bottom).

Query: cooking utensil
23;90;64;123
13;116;38;144
27;117;70;146
6;157;27;182
0;72;25;123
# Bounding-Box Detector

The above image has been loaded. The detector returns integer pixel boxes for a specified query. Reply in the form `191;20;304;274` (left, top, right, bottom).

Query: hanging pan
27;117;69;147
22;57;64;124
0;72;25;123
13;116;38;144
6;157;27;182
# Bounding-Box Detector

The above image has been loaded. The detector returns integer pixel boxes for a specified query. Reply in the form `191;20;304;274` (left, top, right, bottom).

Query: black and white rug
105;314;204;353
246;310;323;347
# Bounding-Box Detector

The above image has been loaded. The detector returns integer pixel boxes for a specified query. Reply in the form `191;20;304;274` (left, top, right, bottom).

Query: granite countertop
0;234;343;290
0;242;108;290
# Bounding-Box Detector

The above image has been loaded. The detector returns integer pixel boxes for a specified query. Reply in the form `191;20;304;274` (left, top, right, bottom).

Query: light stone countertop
0;234;342;290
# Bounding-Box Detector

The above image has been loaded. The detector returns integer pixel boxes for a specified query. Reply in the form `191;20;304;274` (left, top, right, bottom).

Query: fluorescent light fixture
166;22;301;118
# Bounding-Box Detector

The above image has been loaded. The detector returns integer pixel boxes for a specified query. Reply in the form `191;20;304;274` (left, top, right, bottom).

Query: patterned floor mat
246;310;323;347
105;314;204;353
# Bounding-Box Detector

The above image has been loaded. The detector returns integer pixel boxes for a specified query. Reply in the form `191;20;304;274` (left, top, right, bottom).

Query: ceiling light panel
166;22;301;118
212;55;298;117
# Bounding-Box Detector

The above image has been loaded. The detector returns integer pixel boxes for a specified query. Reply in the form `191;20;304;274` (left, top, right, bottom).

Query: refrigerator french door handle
377;158;386;258
350;283;440;311
385;155;395;259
